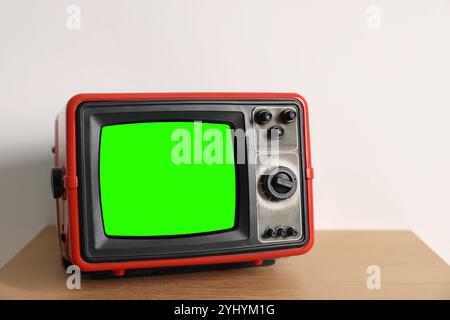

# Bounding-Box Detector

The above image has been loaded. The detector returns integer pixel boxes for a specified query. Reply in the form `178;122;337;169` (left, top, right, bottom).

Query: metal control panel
253;106;303;243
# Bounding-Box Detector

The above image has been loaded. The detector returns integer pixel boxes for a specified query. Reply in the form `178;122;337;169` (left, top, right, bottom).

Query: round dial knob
255;110;272;125
262;166;298;200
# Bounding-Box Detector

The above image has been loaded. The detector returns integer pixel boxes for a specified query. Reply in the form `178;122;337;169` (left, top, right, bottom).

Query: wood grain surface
0;227;448;299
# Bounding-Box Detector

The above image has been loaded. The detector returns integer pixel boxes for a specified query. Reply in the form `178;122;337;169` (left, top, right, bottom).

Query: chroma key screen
99;122;236;237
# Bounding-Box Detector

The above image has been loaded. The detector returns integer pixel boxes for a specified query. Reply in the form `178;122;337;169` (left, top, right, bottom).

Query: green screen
99;121;236;236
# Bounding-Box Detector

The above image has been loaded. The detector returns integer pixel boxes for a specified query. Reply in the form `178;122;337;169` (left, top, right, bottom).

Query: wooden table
0;227;448;299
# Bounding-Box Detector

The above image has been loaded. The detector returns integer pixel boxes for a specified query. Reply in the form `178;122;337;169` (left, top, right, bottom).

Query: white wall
1;0;449;268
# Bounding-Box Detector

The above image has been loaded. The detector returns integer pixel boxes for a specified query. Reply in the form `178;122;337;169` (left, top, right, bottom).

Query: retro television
51;93;314;277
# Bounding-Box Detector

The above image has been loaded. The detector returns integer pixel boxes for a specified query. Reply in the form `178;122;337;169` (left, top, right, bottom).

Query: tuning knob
262;166;297;200
276;227;287;237
263;228;277;238
280;109;297;123
255;110;272;125
268;126;284;139
287;227;298;237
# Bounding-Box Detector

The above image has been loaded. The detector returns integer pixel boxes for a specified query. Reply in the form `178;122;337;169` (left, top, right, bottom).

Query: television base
62;258;276;279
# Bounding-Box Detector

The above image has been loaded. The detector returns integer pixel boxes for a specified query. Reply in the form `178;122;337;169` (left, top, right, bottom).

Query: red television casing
54;92;314;276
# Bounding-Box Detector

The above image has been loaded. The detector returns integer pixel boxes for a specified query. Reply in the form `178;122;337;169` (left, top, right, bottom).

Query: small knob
264;228;277;238
268;126;284;139
276;227;287;237
255;110;272;125
280;109;297;123
287;227;298;237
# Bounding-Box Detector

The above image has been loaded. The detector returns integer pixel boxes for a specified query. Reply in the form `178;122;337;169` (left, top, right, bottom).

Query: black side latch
51;167;64;199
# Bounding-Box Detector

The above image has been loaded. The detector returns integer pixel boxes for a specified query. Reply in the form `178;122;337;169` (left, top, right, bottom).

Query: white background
1;0;449;268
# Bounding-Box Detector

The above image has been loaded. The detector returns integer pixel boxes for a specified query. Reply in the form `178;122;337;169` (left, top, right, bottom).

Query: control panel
252;106;303;243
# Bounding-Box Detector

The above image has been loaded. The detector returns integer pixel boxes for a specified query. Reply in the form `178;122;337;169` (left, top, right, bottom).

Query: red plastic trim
306;167;314;180
63;176;78;189
64;93;314;272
